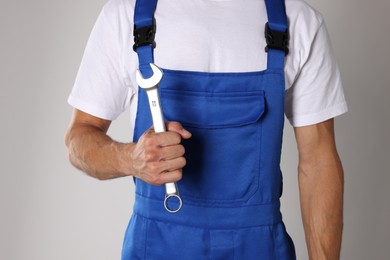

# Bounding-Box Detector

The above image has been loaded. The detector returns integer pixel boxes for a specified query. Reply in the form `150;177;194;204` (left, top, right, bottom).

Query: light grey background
0;0;389;259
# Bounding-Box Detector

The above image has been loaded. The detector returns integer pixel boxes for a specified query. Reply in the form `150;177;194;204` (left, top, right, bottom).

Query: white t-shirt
68;0;347;127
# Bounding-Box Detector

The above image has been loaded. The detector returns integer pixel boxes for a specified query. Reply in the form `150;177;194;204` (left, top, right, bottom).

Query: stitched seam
135;191;281;207
133;212;282;230
143;217;148;260
272;224;280;260
161;67;283;77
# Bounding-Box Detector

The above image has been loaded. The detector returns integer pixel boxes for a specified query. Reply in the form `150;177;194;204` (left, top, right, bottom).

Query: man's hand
294;119;344;260
131;122;191;185
65;109;191;182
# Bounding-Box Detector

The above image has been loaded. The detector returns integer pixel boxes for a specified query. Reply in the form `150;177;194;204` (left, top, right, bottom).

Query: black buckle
133;19;156;52
265;22;289;55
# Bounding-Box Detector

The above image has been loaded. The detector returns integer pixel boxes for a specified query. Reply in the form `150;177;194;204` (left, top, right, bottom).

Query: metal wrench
135;63;183;213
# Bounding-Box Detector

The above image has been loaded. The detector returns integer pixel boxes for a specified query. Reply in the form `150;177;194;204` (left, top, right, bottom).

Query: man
65;0;347;259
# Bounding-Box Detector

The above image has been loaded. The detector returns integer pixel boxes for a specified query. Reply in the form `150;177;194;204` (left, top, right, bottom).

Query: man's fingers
160;157;187;172
156;131;182;147
160;145;185;160
145;122;191;147
156;170;183;185
136;123;189;186
142;130;180;147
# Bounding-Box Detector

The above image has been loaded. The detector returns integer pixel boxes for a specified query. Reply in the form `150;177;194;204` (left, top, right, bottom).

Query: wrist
115;142;136;177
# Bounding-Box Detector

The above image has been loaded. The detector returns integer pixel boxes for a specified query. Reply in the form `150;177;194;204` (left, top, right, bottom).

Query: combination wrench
136;63;183;213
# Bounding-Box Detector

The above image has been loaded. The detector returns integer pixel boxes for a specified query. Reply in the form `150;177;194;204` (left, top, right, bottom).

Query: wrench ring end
164;194;183;213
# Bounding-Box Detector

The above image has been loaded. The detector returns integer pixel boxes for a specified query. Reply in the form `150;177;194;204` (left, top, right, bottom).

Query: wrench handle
145;88;182;213
146;88;166;133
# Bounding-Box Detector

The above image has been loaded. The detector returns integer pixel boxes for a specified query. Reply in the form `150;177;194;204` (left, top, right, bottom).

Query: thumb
166;121;192;139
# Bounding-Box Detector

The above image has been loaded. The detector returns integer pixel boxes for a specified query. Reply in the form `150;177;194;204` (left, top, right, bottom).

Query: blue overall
122;0;296;259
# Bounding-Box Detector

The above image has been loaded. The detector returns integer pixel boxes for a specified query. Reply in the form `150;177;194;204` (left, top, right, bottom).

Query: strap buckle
265;22;289;55
133;19;156;52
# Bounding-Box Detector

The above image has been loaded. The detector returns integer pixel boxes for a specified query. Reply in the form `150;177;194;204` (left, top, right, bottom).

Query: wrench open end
136;63;163;90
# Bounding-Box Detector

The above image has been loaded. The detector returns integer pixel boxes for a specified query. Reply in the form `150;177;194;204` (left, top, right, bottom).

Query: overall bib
122;0;296;259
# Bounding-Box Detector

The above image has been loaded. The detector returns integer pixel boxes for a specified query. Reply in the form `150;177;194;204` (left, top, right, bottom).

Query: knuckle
167;121;182;130
166;121;176;129
178;145;185;155
167;132;181;144
180;157;187;167
148;161;160;174
145;150;158;162
143;135;156;147
174;133;182;143
174;170;183;181
149;175;162;186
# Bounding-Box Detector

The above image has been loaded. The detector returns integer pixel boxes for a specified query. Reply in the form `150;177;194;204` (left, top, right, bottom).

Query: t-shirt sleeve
285;19;348;127
68;3;133;120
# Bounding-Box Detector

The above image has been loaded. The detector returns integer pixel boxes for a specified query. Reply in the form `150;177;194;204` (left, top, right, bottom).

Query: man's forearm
298;153;344;260
65;124;134;180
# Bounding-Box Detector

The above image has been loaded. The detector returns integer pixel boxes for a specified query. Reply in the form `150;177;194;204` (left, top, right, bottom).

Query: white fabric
68;0;348;127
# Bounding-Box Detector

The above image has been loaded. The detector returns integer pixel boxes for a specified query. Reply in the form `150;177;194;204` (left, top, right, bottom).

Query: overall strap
133;0;158;78
264;0;289;70
132;0;288;72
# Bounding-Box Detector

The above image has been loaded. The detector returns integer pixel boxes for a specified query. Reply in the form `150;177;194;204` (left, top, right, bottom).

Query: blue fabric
133;0;157;77
123;214;295;260
265;0;289;69
123;0;295;259
265;0;288;32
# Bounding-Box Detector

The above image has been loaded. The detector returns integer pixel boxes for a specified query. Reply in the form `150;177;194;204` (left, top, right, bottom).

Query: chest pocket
160;89;265;206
